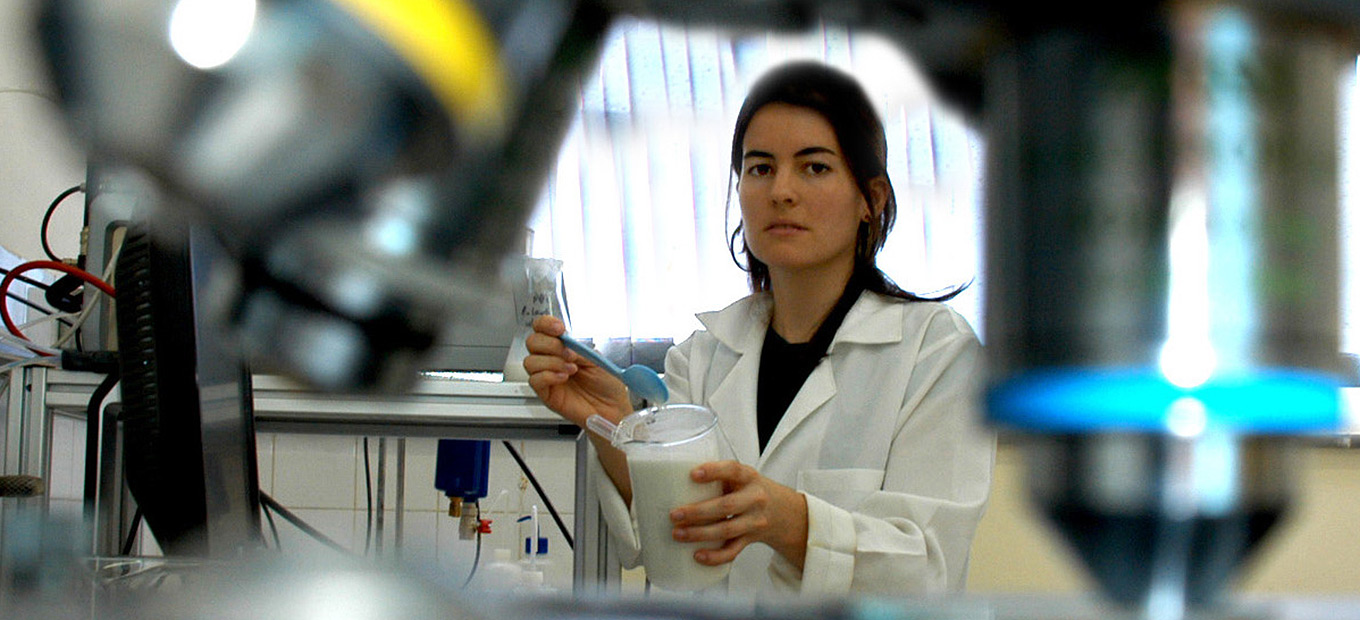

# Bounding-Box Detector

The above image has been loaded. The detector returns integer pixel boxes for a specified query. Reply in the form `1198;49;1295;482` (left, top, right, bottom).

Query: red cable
1;260;116;352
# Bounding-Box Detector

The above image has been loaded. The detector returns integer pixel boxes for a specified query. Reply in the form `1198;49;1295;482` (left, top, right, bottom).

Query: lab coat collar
696;293;772;354
828;290;904;349
697;291;907;464
698;294;767;464
696;290;905;351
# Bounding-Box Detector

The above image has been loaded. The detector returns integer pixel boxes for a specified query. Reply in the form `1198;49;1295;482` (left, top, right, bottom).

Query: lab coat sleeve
587;333;701;570
587;453;643;569
789;311;995;597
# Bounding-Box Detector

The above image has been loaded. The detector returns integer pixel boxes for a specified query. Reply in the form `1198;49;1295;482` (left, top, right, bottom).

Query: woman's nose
769;168;797;205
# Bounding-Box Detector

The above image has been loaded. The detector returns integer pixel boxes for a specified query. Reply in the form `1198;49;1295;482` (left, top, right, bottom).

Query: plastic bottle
519;539;551;588
515;506;556;592
480;548;522;592
515;567;558;596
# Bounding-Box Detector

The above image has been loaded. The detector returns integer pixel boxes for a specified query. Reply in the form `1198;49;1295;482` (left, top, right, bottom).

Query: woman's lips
765;222;806;233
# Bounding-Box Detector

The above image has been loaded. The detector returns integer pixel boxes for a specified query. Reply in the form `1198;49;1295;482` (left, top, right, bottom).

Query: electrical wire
55;238;122;351
7;297;79;349
1;314;74;362
362;437;373;556
120;508;145;556
0;351;36;363
259;491;356;556
262;501;281;550
462;500;482;588
19;311;79;338
83;370;120;505
40;184;84;262
4;291;66;323
1;237;120;352
0;331;59;356
0;260;114;347
0;277;65;349
0;331;42;359
0;356;59;374
0;265;53;291
500;440;573;549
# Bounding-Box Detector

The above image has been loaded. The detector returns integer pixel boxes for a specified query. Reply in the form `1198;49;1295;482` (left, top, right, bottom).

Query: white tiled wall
47;413;86;522
49;423;583;591
258;434;580;590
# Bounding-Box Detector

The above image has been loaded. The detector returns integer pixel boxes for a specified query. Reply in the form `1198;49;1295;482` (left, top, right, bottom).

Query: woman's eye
746;163;772;177
806;162;831;175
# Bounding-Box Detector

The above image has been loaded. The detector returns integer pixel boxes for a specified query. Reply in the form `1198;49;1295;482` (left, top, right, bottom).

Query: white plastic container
479;548;522;592
588;404;734;591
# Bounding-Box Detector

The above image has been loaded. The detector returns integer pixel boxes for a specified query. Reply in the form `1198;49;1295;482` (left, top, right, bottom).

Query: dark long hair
726;61;965;302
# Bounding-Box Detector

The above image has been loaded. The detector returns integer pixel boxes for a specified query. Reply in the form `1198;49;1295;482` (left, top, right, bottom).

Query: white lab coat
590;290;996;601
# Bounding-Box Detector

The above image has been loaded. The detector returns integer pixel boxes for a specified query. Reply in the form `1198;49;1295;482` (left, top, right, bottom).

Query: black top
756;273;867;453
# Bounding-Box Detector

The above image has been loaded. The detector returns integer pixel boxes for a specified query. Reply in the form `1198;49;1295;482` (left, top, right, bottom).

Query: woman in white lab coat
524;61;995;599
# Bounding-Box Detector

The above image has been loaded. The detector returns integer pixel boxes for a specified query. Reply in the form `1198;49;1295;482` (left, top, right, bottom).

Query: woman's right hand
522;315;632;429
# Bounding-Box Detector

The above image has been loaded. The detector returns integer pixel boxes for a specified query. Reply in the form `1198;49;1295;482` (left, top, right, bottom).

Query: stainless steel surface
250;375;573;439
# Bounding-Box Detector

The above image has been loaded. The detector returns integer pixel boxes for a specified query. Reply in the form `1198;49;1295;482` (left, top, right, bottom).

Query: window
528;18;1360;374
525;18;985;344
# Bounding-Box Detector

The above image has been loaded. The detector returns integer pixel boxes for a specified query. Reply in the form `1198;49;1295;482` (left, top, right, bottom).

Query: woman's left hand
669;460;809;569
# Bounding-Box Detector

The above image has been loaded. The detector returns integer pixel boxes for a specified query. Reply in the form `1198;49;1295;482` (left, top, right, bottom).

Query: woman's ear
865;177;889;221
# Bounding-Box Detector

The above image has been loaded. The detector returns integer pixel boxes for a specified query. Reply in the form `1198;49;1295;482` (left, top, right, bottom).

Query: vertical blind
525;18;985;344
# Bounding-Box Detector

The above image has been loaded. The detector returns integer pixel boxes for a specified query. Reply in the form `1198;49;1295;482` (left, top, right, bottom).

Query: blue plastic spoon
559;334;669;404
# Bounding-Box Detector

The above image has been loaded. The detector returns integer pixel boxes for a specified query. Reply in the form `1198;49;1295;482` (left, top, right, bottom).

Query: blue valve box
435;439;491;500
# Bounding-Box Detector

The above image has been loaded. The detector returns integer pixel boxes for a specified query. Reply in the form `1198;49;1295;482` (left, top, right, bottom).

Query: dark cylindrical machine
983;3;1354;614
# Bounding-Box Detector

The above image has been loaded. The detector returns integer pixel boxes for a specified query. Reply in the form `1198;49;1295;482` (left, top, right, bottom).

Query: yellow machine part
328;0;509;139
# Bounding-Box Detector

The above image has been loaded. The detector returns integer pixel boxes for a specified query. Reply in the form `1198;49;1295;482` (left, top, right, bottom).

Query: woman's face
738;103;873;280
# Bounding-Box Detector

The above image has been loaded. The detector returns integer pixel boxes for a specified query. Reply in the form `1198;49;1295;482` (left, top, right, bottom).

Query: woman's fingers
666;459;809;568
524;329;565;357
672;471;767;528
525;366;570;392
531;314;567;336
522;349;577;377
525;320;589;369
691;460;757;486
669;461;760;524
693;536;749;566
674;510;764;544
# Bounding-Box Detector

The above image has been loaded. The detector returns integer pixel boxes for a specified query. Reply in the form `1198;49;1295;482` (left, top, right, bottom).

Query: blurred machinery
26;0;1360;617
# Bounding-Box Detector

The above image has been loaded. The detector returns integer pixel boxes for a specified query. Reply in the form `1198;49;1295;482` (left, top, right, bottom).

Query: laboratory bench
0;366;621;594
